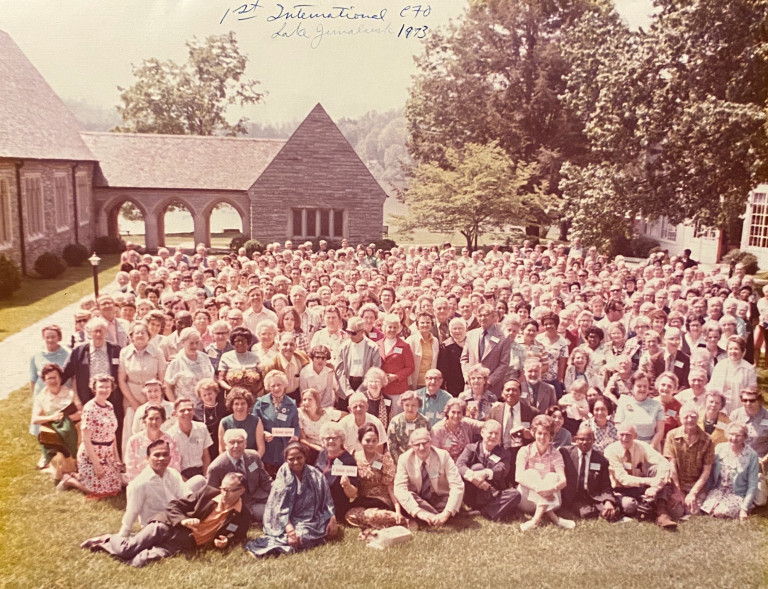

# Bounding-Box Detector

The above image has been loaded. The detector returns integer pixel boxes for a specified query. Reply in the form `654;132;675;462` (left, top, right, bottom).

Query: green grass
0;255;121;342
0;384;766;589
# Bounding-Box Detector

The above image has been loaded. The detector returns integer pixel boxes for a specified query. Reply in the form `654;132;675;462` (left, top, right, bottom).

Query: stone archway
156;198;196;249
104;196;151;247
202;198;249;248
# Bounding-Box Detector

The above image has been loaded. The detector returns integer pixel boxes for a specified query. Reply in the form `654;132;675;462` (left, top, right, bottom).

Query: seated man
663;402;714;517
415;369;453;427
604;423;677;530
81;472;251;567
207;428;272;523
119;440;186;538
520;358;557;413
456;420;520;521
167;398;213;479
561;425;618;521
394;428;464;527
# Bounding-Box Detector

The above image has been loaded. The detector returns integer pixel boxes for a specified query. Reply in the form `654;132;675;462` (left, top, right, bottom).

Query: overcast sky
1;0;654;124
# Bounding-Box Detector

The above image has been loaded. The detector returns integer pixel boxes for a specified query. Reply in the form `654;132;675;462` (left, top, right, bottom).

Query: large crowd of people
27;238;768;566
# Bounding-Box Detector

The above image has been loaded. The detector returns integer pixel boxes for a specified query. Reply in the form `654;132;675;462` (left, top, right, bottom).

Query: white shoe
555;517;575;529
520;519;538;532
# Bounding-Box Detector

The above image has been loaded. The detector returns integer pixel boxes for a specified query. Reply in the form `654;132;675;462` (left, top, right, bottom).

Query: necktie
479;330;488;358
624;449;633;474
419;461;432;501
503;405;513;446
236;459;249;492
578;452;587;495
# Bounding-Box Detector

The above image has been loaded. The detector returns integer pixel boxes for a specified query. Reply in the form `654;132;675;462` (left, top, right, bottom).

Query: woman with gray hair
360;366;390;430
314;422;358;518
701;421;760;522
436;317;468;396
386;390;431;464
253;370;300;476
457;364;497;420
163;327;214;417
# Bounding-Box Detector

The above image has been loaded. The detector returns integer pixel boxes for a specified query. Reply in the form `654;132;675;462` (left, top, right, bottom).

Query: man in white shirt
118;440;185;537
167;398;213;479
243;286;277;336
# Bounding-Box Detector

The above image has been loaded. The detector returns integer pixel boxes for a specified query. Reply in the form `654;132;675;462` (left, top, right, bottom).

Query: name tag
393;347;403;355
666;409;677;417
428;471;438;479
272;427;294;437
247;462;258;472
225;523;239;533
534;463;548;473
521;422;530;429
489;454;500;463
331;464;358;477
351;358;363;368
714;421;725;430
371;460;383;470
490;336;499;344
589;463;601;471
521;392;529;399
674;360;684;368
761;419;768;427
622;462;632;470
277;413;288;422
208;351;218;358
406;423;416;432
111;358;120;365
425;412;435;420
384;399;392;406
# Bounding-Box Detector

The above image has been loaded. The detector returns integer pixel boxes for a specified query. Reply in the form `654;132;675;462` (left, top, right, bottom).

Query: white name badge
761;419;768;427
489;454;500;463
666;409;677;417
277;413;288;422
331;464;358;477
714;421;726;430
384;399;392;406
248;462;258;472
490;336;500;344
406;423;416;432
521;422;530;429
112;358;120;365
674;360;684;369
351;358;363;368
425;412;435;420
428;471;439;479
589;463;601;471
393;347;403;355
521;392;529;399
623;462;632;470
225;523;239;533
208;351;218;358
272;427;294;437
371;460;383;470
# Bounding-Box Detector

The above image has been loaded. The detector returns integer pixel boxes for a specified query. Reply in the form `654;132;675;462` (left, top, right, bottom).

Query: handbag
37;424;60;447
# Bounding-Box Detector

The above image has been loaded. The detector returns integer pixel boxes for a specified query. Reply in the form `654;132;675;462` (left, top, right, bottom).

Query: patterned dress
701;447;752;518
76;399;122;497
387;413;431;465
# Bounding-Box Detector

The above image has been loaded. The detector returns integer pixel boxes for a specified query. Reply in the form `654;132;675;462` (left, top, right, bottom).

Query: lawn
0;254;121;342
0;384;766;589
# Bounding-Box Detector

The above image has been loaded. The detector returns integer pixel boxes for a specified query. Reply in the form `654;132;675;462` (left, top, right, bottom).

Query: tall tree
395;142;554;250
560;0;768;250
405;0;598;236
115;32;263;136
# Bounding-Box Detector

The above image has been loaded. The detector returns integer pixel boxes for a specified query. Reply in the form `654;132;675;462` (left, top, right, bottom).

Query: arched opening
209;201;245;249
110;200;147;247
160;201;194;249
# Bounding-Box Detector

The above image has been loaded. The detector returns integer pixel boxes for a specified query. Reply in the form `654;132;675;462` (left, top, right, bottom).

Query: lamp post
88;252;101;299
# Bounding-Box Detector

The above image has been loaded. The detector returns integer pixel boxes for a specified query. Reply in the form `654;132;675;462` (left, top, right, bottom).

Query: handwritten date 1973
397;24;428;39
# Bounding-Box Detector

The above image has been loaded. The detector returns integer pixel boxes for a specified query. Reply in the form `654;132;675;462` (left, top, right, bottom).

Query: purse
37;424;60;447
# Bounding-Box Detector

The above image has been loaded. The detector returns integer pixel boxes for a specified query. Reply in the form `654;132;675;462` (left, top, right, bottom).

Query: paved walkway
0;295;88;402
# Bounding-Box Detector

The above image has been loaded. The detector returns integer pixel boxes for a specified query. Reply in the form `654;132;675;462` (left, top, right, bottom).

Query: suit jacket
456;442;511;491
561;446;616;509
62;341;122;407
394;446;464;517
378;337;415;397
460;324;511;397
335;337;381;399
520;380;557;413
645;350;690;389
436;338;465;396
206;450;272;506
261;350;310;390
405;332;439;389
488;402;539;449
151;484;251;544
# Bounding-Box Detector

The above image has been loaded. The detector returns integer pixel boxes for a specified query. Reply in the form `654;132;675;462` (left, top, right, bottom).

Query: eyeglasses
741;398;759;404
322;435;340;441
76;318;88;324
220;486;244;493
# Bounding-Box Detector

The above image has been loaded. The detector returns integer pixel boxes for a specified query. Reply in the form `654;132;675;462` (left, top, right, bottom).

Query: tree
396;142;555;250
559;0;768;249
406;0;598;236
115;32;263;136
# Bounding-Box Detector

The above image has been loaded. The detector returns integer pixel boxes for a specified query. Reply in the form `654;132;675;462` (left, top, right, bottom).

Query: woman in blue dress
253;370;300;476
246;442;337;557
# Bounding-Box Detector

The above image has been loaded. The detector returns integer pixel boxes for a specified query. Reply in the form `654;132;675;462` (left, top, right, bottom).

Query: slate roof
81;132;286;191
0;30;95;161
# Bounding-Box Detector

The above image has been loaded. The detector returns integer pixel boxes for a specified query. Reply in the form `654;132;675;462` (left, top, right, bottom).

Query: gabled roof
251;103;388;201
0;30;95;161
81;132;286;191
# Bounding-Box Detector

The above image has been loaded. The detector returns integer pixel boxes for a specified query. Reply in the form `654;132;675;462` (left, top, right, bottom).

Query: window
54;174;70;229
76;172;90;223
24;175;44;238
0;179;11;245
692;223;717;240
658;217;677;242
291;208;344;238
748;191;768;248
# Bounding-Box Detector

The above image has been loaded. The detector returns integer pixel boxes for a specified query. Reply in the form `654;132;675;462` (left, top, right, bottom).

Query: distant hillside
65;99;121;131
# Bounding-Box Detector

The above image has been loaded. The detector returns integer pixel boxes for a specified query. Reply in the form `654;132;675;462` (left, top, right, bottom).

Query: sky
0;0;654;125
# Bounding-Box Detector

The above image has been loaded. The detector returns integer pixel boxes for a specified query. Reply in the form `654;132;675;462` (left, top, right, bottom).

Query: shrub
0;255;22;299
308;237;343;251
34;252;67;278
721;249;759;275
229;234;249;253
612;235;659;258
62;243;89;267
93;235;126;255
243;239;265;258
372;238;397;251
